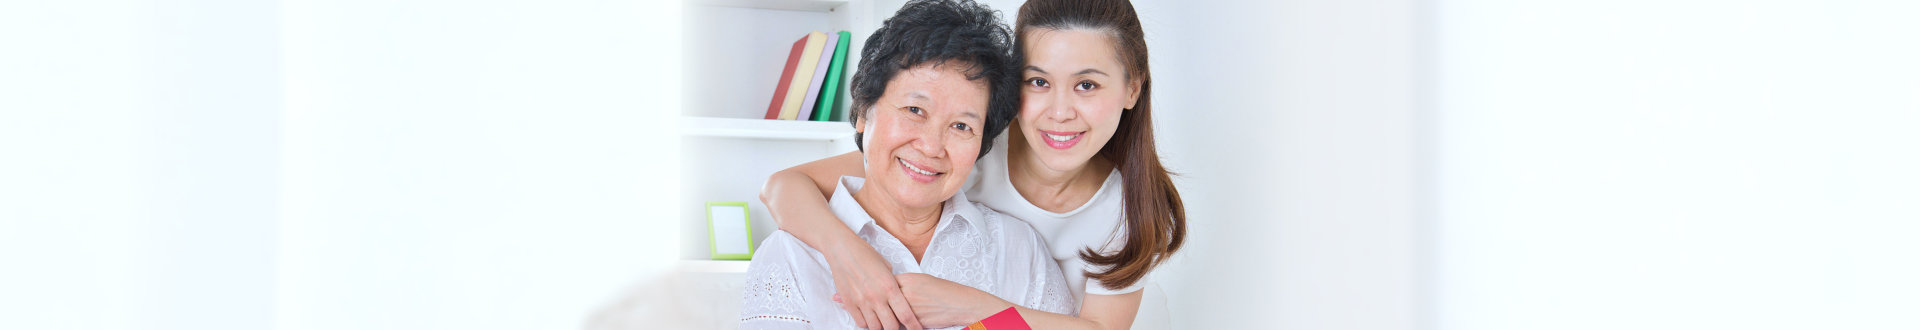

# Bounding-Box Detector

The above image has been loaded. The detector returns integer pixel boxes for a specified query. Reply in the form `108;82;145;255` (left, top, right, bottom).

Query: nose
913;120;946;159
1046;88;1077;123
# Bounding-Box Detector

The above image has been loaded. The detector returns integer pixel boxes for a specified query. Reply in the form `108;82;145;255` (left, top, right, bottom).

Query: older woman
739;1;1073;329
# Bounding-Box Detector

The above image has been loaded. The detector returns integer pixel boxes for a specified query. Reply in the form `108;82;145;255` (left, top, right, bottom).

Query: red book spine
765;35;809;119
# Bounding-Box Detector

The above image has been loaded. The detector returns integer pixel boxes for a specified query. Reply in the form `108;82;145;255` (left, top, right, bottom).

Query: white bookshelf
675;0;891;280
669;2;890;324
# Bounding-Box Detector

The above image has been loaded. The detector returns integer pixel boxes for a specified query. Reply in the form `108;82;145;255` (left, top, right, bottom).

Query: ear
854;111;866;133
857;107;876;151
1124;77;1144;110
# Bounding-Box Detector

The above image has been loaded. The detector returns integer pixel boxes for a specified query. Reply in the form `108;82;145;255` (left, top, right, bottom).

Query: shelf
678;259;752;273
689;0;847;12
680;116;854;141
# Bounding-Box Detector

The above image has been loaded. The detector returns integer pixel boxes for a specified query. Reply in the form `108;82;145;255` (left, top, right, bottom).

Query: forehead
1022;28;1125;73
885;63;991;111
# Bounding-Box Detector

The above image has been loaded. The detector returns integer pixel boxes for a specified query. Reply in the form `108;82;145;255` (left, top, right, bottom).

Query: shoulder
744;232;795;272
745;231;825;272
741;231;823;328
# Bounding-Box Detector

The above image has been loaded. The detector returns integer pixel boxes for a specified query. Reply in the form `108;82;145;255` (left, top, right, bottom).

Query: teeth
899;158;938;176
1044;132;1078;142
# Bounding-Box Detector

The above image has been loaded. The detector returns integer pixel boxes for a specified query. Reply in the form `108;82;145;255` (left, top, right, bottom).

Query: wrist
973;299;1016;322
821;236;872;265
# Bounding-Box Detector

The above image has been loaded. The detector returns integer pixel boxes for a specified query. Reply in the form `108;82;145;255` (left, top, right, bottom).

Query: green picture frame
706;201;755;260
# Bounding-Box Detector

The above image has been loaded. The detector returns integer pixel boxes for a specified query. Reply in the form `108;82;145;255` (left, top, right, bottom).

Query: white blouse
962;136;1148;300
740;177;1076;329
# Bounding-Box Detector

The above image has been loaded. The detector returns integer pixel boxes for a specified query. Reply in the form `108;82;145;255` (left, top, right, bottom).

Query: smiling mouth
897;157;943;182
1039;130;1084;149
1043;131;1081;142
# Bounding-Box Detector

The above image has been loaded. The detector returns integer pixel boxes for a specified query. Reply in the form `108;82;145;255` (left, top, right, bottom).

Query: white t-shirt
961;136;1149;300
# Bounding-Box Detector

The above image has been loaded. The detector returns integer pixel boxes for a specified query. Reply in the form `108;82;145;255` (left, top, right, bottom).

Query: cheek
947;146;980;180
1084;98;1126;127
1018;99;1047;125
875;114;914;143
953;144;981;165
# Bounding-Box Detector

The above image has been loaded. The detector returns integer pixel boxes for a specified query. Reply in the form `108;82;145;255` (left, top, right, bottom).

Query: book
764;34;810;119
778;31;829;120
813;31;852;122
796;32;840;122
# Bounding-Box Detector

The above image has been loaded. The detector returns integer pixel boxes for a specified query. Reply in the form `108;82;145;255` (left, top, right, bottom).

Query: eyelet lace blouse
740;177;1076;329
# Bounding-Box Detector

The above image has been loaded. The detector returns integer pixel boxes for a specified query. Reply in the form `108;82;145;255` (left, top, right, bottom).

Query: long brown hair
1016;0;1184;291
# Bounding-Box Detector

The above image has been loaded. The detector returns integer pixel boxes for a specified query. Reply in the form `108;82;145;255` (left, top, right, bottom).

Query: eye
951;122;972;132
907;106;924;115
1075;81;1098;91
1026;77;1049;88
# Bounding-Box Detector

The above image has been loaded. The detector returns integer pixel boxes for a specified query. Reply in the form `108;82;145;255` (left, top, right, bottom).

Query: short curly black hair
848;0;1017;160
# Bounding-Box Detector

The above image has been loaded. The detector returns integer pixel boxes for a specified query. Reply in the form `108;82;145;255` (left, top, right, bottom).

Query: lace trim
741;314;810;324
1036;260;1076;315
740;246;808;325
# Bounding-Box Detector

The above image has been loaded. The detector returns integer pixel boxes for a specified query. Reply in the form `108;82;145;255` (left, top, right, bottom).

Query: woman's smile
1039;129;1084;149
896;157;944;183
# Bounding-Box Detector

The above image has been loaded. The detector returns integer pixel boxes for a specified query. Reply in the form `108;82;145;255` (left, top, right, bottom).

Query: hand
825;241;923;330
896;273;1014;328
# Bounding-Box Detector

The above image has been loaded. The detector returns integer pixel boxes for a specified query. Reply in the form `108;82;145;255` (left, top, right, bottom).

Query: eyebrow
1025;66;1111;77
905;91;980;120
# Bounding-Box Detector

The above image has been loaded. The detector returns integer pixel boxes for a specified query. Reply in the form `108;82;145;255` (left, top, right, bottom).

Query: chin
1039;154;1092;172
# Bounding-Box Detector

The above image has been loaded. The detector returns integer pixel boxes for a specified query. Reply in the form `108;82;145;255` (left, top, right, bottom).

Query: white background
1430;1;1920;329
3;0;1916;329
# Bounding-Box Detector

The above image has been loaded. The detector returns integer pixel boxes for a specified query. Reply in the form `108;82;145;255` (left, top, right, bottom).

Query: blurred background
2;0;1915;329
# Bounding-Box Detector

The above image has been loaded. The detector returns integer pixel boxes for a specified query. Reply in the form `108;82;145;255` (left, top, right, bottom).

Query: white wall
276;0;680;328
1146;0;1423;329
0;1;280;328
2;0;685;329
1431;1;1920;329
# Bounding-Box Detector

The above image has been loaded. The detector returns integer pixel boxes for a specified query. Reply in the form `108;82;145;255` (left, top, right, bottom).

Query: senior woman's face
856;63;991;209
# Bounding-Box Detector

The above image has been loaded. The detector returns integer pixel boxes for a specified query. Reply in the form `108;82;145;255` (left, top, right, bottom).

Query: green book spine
813;31;853;121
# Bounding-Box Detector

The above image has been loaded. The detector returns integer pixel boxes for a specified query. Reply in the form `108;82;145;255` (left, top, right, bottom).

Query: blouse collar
829;176;988;244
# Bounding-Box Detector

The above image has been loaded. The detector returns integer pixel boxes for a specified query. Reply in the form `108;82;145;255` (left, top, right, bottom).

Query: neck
1007;124;1112;212
850;183;943;261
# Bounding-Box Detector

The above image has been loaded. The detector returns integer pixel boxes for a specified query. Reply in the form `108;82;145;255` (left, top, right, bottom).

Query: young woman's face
855;63;991;209
1018;28;1139;172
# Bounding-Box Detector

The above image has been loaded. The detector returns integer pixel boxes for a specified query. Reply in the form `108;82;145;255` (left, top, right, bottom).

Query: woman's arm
1015;292;1145;330
760;151;926;330
896;273;1145;330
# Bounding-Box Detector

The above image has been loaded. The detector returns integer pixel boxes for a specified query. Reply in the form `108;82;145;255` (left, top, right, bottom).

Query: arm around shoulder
759;151;867;248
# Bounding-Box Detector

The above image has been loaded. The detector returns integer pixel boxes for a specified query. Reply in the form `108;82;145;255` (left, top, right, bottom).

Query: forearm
983;292;1143;330
1003;306;1102;330
758;151;869;261
935;293;1106;330
761;170;862;257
